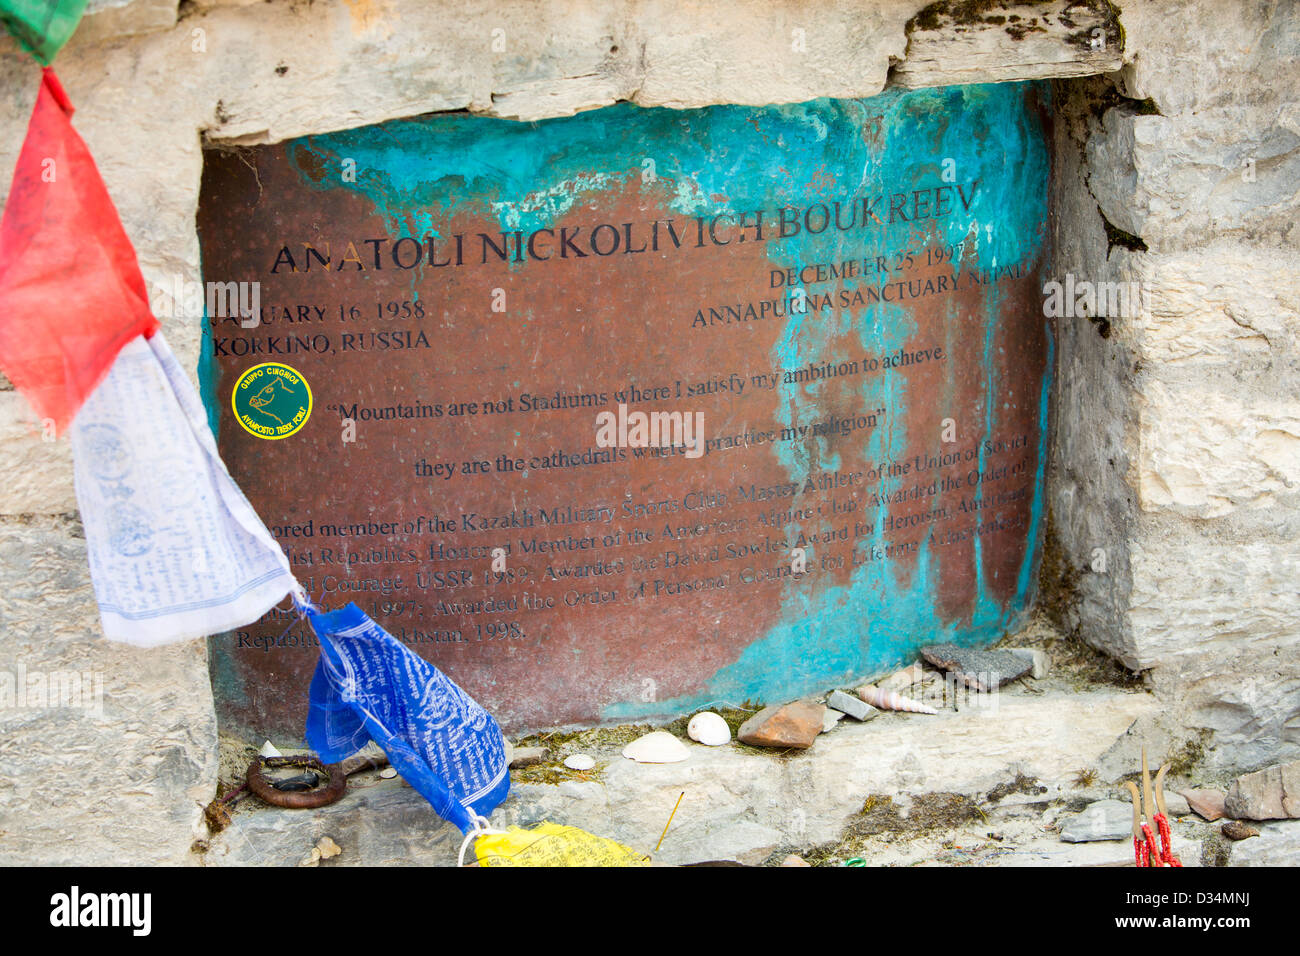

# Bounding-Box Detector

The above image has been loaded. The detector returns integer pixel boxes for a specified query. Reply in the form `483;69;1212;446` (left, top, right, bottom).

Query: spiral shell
856;685;938;715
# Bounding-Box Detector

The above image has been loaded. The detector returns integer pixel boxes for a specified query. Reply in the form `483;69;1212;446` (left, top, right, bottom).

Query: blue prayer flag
305;602;510;833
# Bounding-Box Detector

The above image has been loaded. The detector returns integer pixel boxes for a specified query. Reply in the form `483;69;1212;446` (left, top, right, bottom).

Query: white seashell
622;731;690;763
379;767;398;779
259;740;282;758
857;685;938;715
564;754;596;771
687;712;731;746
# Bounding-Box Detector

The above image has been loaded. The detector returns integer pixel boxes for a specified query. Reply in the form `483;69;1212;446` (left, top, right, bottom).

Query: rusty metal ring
246;756;347;809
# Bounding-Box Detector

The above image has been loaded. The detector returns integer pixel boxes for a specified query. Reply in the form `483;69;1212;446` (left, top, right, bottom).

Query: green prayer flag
2;0;87;65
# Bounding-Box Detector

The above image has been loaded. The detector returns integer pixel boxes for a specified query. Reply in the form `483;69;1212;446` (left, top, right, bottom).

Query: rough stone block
1224;760;1300;820
1060;800;1133;843
1138;382;1300;518
0;394;76;515
1131;246;1300;367
0;518;215;865
893;0;1122;89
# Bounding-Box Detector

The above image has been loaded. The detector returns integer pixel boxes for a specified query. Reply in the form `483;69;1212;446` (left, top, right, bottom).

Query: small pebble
564;754;595;771
379;767;398;779
827;689;878;722
509;746;548;768
1181;788;1227;821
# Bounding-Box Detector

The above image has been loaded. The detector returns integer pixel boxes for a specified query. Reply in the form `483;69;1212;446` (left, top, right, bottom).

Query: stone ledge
205;684;1157;866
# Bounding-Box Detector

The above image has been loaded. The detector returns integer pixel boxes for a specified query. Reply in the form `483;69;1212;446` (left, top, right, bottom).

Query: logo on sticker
232;362;313;439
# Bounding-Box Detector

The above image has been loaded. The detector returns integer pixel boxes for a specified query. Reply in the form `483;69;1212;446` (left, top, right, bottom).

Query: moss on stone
986;773;1048;803
1036;508;1082;628
909;0;1060;34
1006;21;1047;40
1101;213;1149;255
515;722;656;754
851;792;986;837
662;704;763;740
1166;728;1214;776
1200;832;1232;867
510;762;603;786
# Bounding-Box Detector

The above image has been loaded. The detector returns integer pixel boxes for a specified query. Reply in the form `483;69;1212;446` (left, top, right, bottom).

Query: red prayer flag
0;67;158;434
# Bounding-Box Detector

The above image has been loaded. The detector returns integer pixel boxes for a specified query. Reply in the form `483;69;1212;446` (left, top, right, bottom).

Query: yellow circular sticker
231;362;313;439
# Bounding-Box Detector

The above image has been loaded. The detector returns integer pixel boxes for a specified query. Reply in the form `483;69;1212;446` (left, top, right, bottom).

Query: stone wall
0;0;1295;863
1046;1;1300;771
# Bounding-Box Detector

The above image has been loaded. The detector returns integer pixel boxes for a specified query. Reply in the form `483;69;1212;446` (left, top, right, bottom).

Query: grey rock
1095;713;1197;784
827;689;878;722
509;746;548;769
921;643;1032;691
78;0;178;47
1224;760;1300;820
270;773;318;792
1059;800;1135;843
1163;790;1191;817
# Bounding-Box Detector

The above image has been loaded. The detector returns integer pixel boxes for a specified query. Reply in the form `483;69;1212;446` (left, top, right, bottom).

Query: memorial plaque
198;82;1053;740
